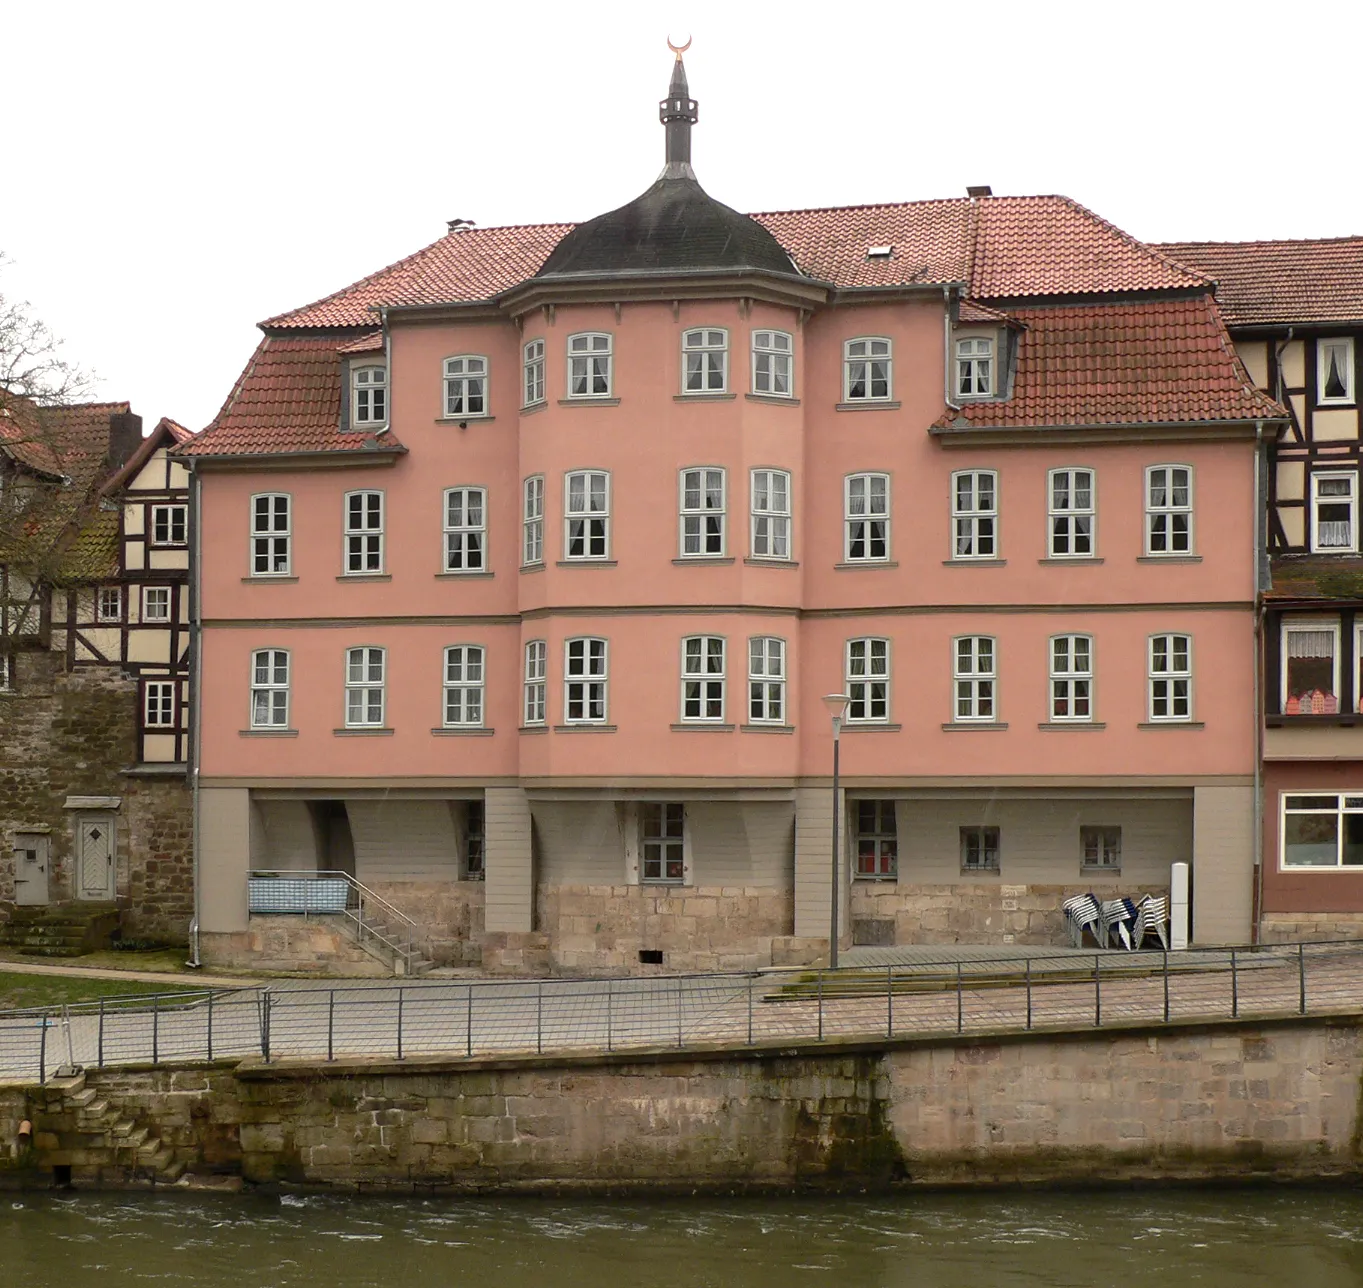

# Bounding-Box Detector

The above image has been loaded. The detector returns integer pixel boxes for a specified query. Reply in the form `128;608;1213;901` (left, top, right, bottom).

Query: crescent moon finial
667;34;691;60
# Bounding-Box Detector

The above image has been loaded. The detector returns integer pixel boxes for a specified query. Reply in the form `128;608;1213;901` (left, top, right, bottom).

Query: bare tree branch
0;252;95;410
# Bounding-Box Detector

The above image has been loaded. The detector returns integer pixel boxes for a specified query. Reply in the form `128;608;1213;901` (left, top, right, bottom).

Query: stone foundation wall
121;775;193;942
366;881;484;968
1260;912;1363;943
200;919;391;976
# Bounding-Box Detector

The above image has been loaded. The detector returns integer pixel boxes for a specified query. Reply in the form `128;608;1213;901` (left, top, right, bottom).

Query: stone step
109;1118;138;1138
158;1158;186;1183
74;1098;109;1118
119;1126;151;1151
136;1138;168;1162
66;1087;99;1109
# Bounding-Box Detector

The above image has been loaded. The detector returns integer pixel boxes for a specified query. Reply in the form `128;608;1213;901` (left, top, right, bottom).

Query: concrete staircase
0;904;121;957
29;1070;185;1186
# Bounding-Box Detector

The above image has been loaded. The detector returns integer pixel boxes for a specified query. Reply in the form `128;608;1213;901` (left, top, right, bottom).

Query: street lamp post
822;692;851;969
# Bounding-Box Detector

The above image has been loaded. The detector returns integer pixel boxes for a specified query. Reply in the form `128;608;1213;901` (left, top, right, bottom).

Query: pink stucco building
179;55;1285;974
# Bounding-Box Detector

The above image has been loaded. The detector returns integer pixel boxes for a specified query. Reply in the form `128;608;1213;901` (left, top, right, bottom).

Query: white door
13;835;49;906
77;816;116;901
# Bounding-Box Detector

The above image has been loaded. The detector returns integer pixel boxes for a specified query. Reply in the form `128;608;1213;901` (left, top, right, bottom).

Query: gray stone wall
1261;913;1363;943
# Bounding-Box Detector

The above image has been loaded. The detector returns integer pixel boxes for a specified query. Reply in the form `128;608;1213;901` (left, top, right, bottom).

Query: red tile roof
337;331;384;354
933;295;1285;431
1156;238;1363;328
957;299;1016;326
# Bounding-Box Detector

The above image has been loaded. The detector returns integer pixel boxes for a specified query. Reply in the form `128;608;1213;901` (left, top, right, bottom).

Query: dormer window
567;333;612;398
1319;338;1355;405
844;338;891;402
443;356;487;417
352;365;386;426
957;337;994;397
682;329;728;394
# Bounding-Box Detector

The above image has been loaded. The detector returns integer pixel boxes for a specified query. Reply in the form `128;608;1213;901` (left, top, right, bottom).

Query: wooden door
77;816;116;901
13;834;49;906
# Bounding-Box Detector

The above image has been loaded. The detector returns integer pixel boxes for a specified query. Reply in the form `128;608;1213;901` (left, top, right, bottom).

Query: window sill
1137;555;1201;564
555;559;618;568
942;721;1008;732
520;400;548;417
745;393;800;407
239;729;299;738
835;401;901;412
670;723;736;732
552;724;617;733
519;724;550;734
520;562;546;574
435;570;494;579
557;397;620;407
431;726;495;736
435;415;495;425
148;543;188;551
943;558;1006;567
673;556;735;566
1137;721;1205;730
960;866;1001;876
743;557;799;569
853;875;899;883
843;722;903;732
333;727;395;736
1081;865;1122;876
835;560;899;571
741;723;794;734
241;576;298;584
1267;713;1363;727
336;574;391;582
1040;557;1104;565
673;393;736;402
1038;721;1106;731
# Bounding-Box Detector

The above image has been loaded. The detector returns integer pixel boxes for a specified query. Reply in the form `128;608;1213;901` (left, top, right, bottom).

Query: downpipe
186;461;203;969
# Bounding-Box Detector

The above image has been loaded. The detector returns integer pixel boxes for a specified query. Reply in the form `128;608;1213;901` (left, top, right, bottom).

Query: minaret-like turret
659;41;698;179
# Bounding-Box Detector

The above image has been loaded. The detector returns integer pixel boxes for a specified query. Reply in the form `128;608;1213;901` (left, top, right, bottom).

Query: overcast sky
6;0;1361;433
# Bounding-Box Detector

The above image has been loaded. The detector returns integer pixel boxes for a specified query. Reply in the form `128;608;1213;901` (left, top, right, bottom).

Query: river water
3;1188;1363;1286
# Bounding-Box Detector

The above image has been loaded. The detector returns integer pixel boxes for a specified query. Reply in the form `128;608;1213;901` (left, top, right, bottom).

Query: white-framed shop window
1048;468;1095;557
1281;793;1363;869
681;328;728;394
443;487;486;572
679;467;726;557
952;470;997;559
250;648;290;728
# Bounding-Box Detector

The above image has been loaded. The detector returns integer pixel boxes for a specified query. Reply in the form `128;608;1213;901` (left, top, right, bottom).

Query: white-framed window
1081;826;1121;870
954;635;996;722
1048;468;1095;557
96;586;122;622
250;648;290;728
846;637;889;723
750;468;791;559
956;337;994;397
0;655;11;691
344;646;385;727
144;680;175;729
679;467;725;557
845;473;889;561
960;825;1000;872
1145;465;1193;556
443;487;486;573
681;328;728;394
523;339;546;407
747;636;786;724
443;355;487;417
567;332;612;398
523;476;544;565
641;802;686;883
251;493;291;576
344;490;384;574
142;586;171;623
1282;619;1341;715
680;635;726;722
564;636;608;724
564;470;610;559
1318;338;1355;406
352;365;386;426
1148;633;1192;722
1049;634;1093;722
443;645;485;727
854;800;897;879
1281;793;1363;869
844;337;892;401
523;639;547;726
1311;471;1358;553
952;470;997;559
752;330;793;397
150;504;188;547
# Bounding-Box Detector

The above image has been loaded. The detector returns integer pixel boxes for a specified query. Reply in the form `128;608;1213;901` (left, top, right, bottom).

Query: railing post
676;977;684;1049
466;985;473;1058
817;970;824;1042
1231;948;1239;1019
98;997;105;1069
207;991;214;1062
606;980;613;1053
1299;942;1308;1015
747;974;754;1046
887;965;894;1039
1163;949;1170;1024
39;1015;47;1084
396;987;404;1061
956;961;963;1034
1094;954;1101;1028
152;994;160;1065
1025;959;1033;1032
536;981;543;1056
261;991;272;1063
327;991;335;1062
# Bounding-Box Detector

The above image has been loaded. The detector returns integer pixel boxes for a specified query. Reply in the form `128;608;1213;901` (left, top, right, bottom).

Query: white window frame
0;655;11;691
846;637;890;724
564;470;610;560
523;476;544;566
523;338;546;407
142;586;171;623
1049;634;1094;723
150;503;188;547
96;586;122;623
680;635;726;723
640;802;687;884
1148;633;1193;723
351;364;387;426
443;487;486;573
250;648;290;729
564;636;608;724
1311;470;1359;554
1280;792;1363;870
956;336;994;398
1282;618;1342;715
1048;468;1095;558
750;468;792;559
250;493;291;577
747;636;786;725
343;490;384;575
844;473;890;562
953;635;996;722
853;799;898;880
679;467;726;558
1318;337;1355;406
344;646;386;728
1145;465;1193;556
443;355;488;418
752;330;793;397
681;327;729;394
144;680;176;729
523;639;547;726
843;337;892;402
566;332;613;399
951;470;998;560
443;644;485;728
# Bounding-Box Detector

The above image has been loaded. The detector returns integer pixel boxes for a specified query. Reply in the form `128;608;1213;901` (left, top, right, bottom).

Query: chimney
107;410;143;467
966;185;993;199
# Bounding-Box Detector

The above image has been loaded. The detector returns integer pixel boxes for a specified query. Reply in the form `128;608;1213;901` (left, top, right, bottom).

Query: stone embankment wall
1261;913;1363;943
4;1015;1363;1191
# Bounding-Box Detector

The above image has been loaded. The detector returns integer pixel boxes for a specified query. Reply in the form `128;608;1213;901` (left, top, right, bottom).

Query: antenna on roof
446;218;475;232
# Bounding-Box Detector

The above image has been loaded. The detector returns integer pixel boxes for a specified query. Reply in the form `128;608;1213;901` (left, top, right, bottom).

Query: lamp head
822;692;851;721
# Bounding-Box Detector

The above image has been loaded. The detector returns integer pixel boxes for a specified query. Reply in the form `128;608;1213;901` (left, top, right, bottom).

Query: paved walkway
0;959;257;989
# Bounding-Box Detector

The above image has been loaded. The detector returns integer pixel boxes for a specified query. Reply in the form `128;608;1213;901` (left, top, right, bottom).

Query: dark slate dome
535;50;797;283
